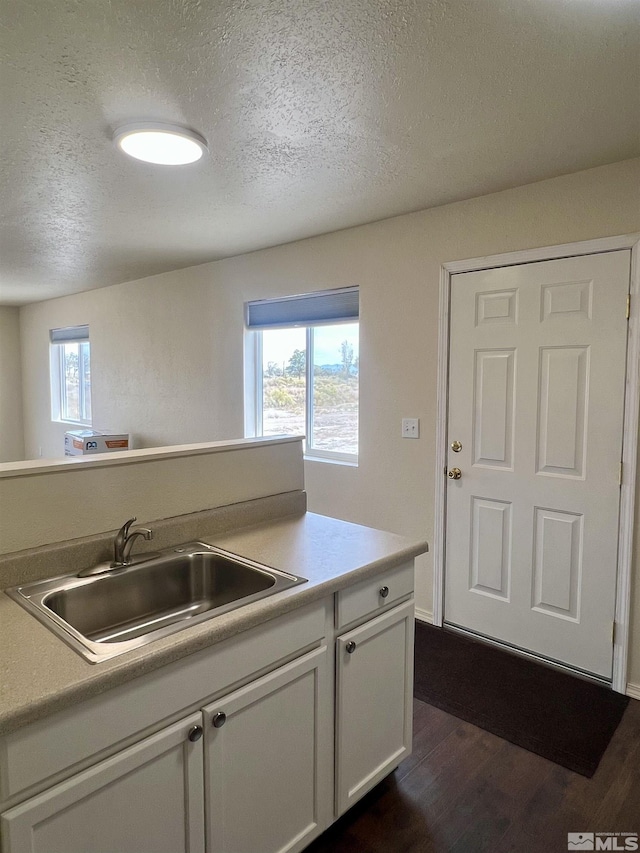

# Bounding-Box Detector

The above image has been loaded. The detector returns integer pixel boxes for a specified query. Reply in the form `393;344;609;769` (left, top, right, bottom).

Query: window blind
246;287;358;330
50;325;90;344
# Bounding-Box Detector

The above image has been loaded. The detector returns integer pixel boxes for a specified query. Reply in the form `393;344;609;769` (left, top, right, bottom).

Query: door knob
448;468;462;480
188;725;203;742
212;712;227;728
451;440;462;452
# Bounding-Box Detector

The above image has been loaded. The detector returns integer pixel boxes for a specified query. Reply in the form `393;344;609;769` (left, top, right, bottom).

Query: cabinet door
335;599;414;816
1;713;205;853
203;645;331;853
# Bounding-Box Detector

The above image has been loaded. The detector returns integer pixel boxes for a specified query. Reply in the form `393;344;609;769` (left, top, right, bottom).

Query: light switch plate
402;418;420;439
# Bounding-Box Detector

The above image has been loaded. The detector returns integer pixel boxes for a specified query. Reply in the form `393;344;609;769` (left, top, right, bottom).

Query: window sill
304;453;358;468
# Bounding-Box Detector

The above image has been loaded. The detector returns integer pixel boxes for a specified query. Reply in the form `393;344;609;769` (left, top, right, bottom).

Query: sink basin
7;543;306;663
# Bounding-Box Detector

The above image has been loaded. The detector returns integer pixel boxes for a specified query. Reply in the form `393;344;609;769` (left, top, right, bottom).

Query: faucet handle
120;517;137;537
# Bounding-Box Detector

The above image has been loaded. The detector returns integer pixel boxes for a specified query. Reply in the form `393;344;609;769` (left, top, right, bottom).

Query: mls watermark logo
568;837;596;851
568;833;639;851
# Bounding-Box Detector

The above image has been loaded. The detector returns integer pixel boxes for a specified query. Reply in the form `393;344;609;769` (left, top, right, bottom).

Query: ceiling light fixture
113;122;208;165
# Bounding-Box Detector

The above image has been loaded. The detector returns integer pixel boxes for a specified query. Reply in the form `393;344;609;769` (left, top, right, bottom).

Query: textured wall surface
19;269;240;459
2;0;639;303
0;307;24;462
0;438;304;554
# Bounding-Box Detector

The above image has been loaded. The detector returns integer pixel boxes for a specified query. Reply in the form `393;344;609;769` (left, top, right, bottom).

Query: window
246;288;359;463
50;325;92;424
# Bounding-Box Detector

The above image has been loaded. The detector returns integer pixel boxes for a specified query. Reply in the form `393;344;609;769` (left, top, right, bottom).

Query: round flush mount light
113;122;208;165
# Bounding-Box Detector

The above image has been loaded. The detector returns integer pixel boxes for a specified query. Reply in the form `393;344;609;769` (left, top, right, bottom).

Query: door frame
432;233;640;694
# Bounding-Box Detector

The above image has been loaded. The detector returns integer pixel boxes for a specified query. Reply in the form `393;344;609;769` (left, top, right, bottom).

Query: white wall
19;269;241;459
0;307;25;462
17;157;640;682
0;438;304;554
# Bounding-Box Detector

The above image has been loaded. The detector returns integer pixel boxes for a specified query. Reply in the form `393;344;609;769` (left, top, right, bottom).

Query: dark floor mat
414;621;629;777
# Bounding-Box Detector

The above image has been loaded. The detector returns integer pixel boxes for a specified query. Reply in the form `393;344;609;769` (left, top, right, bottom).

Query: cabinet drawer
336;562;414;630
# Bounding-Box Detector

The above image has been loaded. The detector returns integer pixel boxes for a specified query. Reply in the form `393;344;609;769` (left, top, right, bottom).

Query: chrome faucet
77;517;156;577
112;517;153;568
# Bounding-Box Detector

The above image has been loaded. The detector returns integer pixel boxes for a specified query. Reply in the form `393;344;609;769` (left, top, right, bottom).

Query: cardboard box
64;430;130;456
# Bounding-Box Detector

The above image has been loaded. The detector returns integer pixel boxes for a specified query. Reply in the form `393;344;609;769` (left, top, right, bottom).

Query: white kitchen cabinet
203;645;331;853
1;560;417;853
0;712;205;853
335;599;415;816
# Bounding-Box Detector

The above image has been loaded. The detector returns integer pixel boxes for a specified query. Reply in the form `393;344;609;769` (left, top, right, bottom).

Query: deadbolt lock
448;468;462;480
451;440;462;452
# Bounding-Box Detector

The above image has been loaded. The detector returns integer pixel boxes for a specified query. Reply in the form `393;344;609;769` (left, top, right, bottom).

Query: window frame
50;335;92;426
246;319;359;466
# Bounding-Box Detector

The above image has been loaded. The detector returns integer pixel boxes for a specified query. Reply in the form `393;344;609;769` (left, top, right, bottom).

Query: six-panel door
445;250;630;678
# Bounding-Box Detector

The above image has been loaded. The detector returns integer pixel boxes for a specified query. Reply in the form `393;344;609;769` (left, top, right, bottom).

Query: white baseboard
626;682;640;701
415;607;433;624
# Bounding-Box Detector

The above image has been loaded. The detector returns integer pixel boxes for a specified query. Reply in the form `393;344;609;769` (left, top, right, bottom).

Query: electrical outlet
402;418;420;439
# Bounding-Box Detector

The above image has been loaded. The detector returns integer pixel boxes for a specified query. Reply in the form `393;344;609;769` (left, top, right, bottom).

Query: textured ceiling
1;0;639;305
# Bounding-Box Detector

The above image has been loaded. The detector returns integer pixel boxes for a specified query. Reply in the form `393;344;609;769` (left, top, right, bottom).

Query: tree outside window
258;323;358;461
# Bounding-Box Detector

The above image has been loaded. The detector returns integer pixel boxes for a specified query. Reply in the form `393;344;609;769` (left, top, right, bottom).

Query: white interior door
444;250;631;679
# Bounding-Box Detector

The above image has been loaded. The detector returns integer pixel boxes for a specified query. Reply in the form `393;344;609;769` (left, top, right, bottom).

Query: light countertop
0;512;427;736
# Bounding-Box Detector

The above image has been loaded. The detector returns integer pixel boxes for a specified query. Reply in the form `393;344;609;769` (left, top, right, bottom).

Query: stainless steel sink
7;543;306;663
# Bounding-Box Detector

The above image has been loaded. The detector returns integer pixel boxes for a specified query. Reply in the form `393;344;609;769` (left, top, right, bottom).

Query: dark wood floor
307;697;640;853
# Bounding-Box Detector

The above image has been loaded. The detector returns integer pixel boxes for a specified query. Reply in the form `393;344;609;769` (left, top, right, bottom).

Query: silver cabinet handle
188;725;203;742
212;712;227;728
346;641;357;654
379;586;390;598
